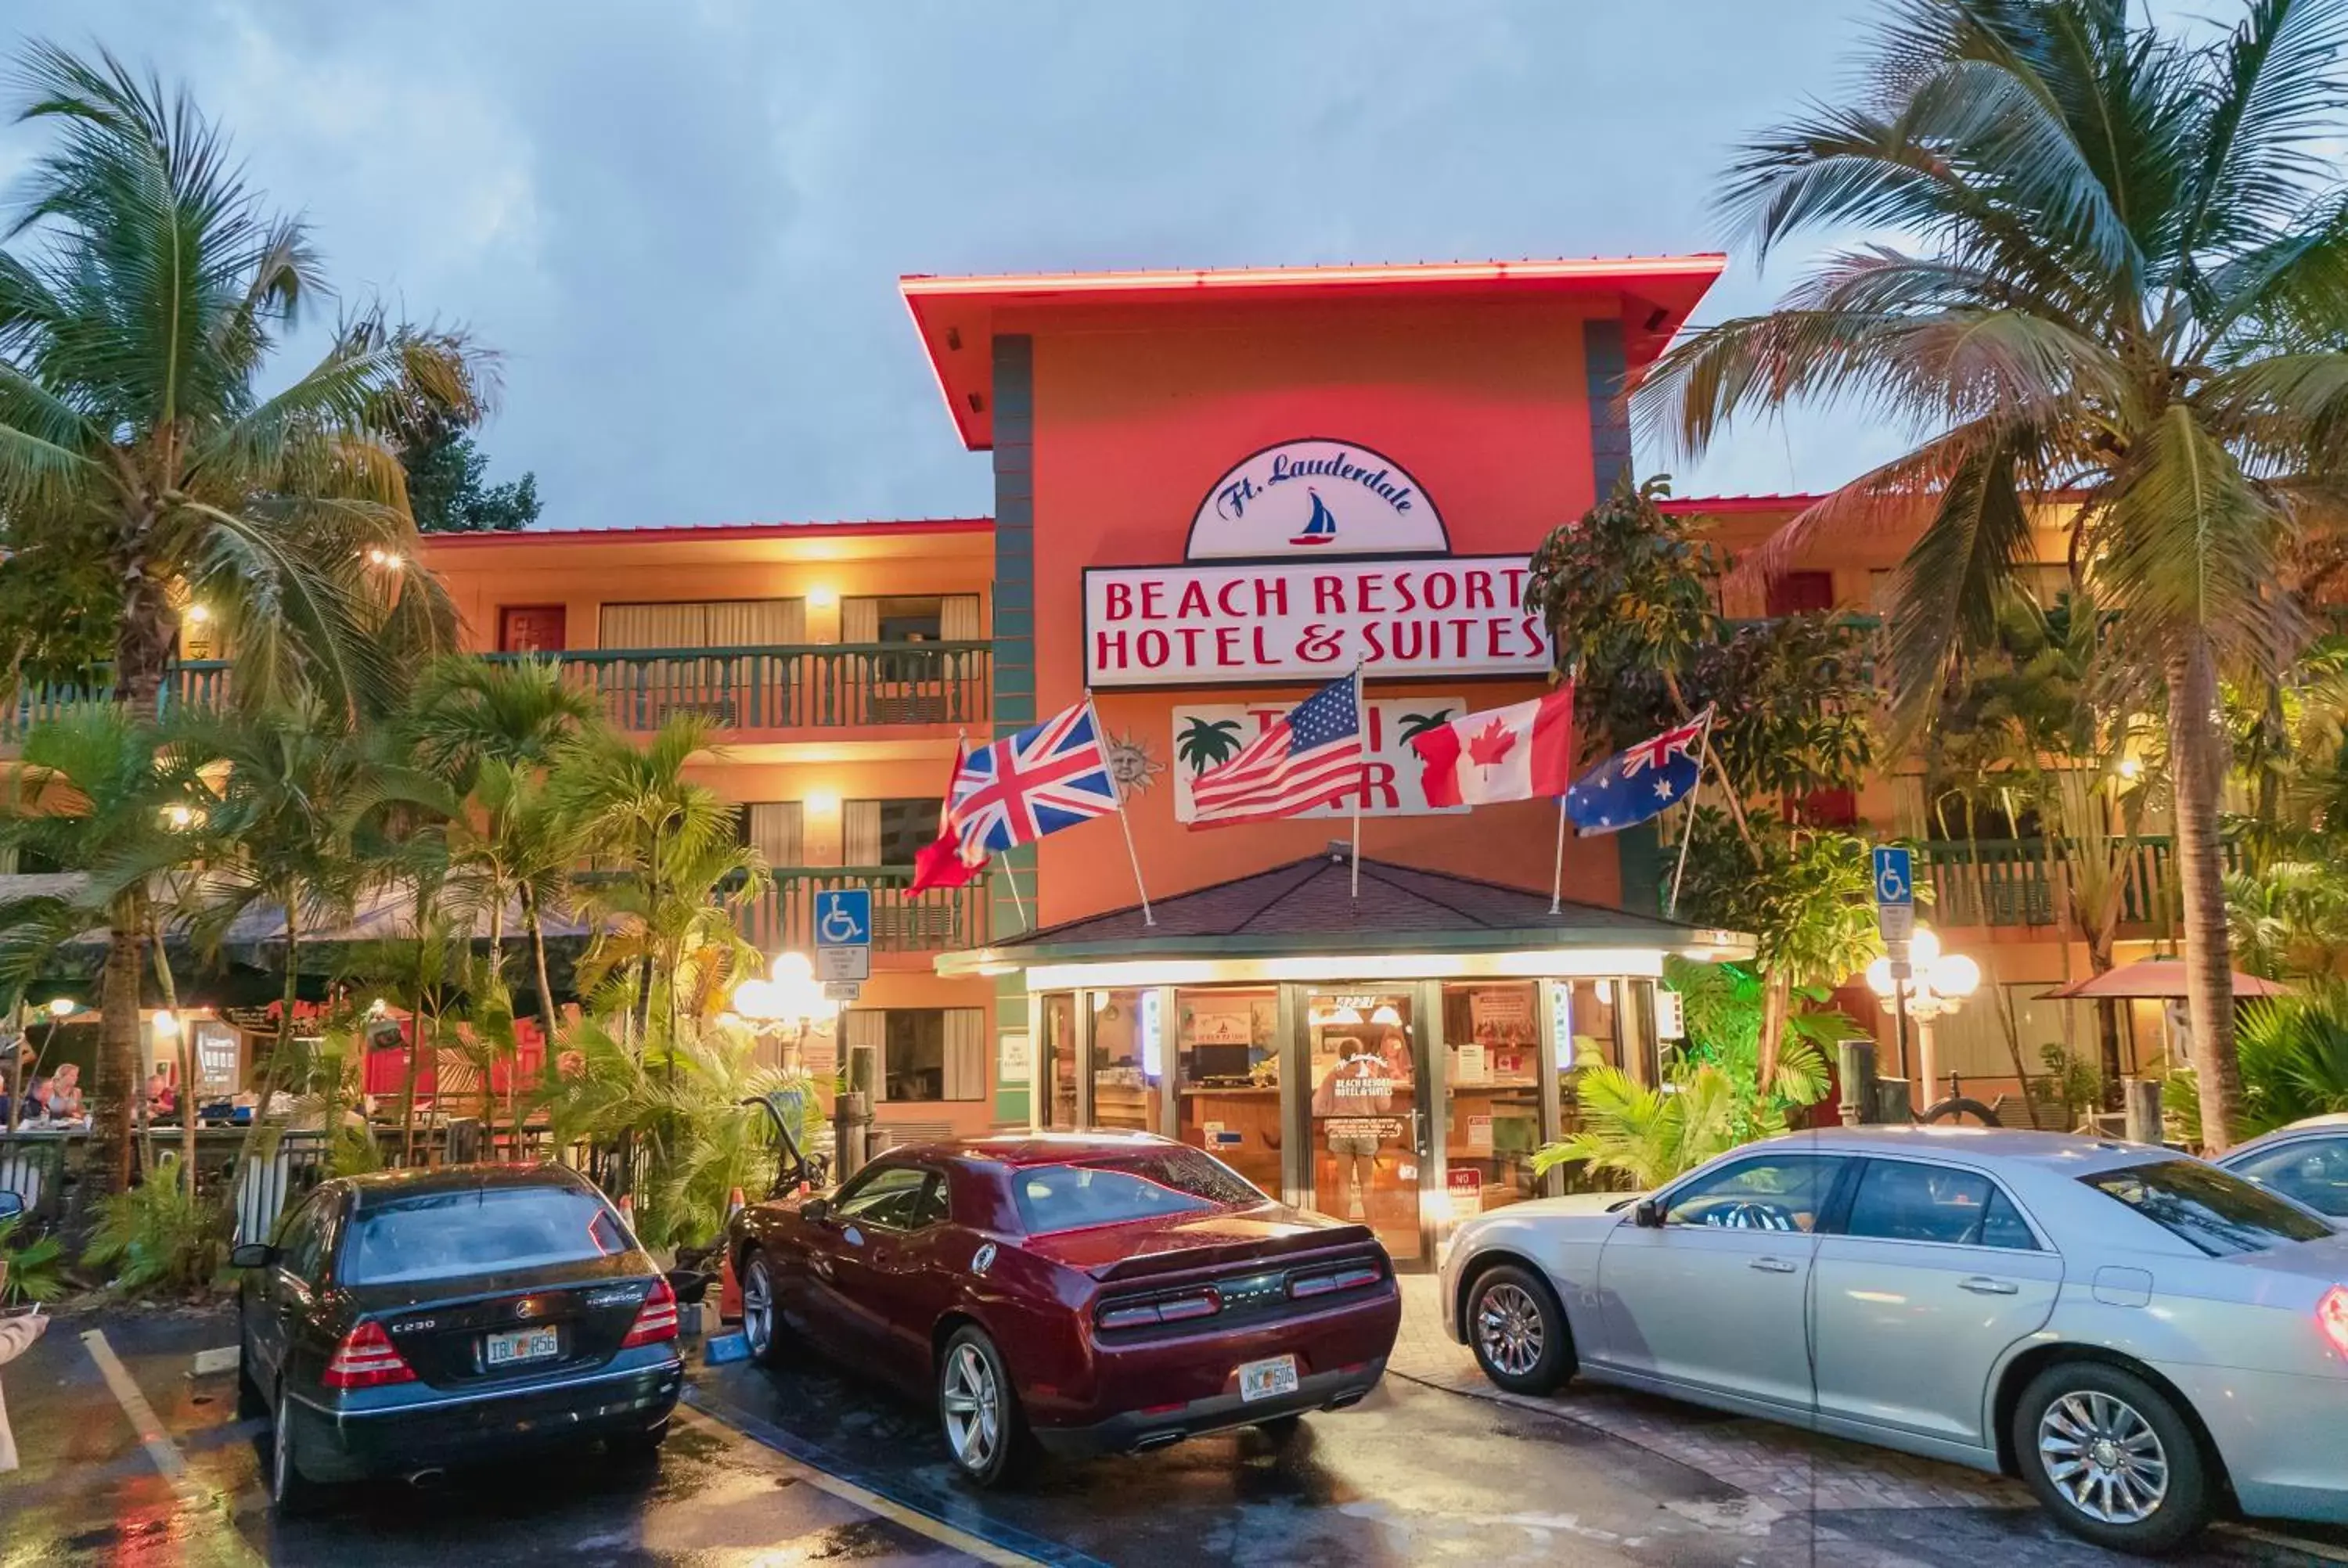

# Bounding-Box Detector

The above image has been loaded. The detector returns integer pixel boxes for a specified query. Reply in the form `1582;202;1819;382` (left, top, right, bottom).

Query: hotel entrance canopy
938;851;1751;1270
936;851;1751;985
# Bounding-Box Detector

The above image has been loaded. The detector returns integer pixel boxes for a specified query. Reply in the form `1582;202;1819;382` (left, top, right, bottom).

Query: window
856;1008;985;1103
1663;1155;1846;1233
274;1192;333;1282
599;599;805;649
1843;1160;2037;1249
2083;1159;2334;1256
1013;1147;1263;1235
844;798;942;867
841;594;982;645
830;1163;931;1226
2230;1137;2348;1219
340;1185;627;1286
902;1174;953;1229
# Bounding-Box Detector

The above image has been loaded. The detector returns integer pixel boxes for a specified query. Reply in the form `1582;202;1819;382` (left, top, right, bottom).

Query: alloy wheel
2038;1389;2170;1525
940;1343;1001;1473
742;1259;774;1358
1475;1282;1545;1378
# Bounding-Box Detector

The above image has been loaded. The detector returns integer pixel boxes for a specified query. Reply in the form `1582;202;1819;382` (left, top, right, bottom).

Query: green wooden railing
483;642;989;732
4;644;987;742
1912;836;2238;929
739;866;987;955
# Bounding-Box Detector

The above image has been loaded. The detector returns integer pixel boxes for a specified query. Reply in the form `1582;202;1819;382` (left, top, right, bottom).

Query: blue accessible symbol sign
1871;846;1915;948
813;888;873;982
815;888;871;948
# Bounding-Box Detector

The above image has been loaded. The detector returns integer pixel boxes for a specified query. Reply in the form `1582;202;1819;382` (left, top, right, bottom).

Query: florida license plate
486;1326;560;1367
1238;1354;1299;1404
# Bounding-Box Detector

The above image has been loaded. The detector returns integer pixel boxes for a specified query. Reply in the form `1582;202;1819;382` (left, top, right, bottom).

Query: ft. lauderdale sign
1084;437;1554;688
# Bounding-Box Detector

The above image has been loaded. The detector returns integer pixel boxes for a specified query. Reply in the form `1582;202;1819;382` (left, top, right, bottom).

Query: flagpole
1667;708;1718;922
1549;794;1568;915
996;861;1030;931
1349;664;1366;901
1086;692;1154;927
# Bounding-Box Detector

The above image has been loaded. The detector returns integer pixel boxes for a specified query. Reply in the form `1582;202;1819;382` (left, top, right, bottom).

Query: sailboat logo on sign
1187;438;1449;559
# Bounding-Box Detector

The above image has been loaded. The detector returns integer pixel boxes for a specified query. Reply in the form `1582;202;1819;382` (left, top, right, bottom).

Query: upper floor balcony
1913;836;2233;931
2;642;990;747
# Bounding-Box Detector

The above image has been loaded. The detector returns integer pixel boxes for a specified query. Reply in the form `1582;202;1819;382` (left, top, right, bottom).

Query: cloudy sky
3;1;1920;529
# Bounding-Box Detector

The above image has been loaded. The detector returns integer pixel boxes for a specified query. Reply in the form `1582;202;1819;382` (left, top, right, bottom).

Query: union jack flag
1565;707;1712;836
949;701;1120;854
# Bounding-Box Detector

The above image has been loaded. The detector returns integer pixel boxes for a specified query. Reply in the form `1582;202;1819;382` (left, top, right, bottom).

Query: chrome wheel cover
272;1402;294;1499
1475;1282;1546;1378
742;1259;774;1356
941;1342;1002;1473
2038;1390;2170;1526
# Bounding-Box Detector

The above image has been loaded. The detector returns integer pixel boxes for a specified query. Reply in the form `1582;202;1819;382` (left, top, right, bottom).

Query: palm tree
1175;716;1244;775
553;714;765;1046
406;656;600;1041
176;698;452;1165
0;706;205;1192
1640;0;2348;1149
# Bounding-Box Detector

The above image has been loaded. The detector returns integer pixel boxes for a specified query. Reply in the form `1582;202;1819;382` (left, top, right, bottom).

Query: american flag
949;701;1120;854
1190;674;1365;827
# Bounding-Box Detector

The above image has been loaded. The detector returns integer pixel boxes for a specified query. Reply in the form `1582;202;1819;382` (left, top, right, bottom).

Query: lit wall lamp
808;586;839;609
807;789;841;814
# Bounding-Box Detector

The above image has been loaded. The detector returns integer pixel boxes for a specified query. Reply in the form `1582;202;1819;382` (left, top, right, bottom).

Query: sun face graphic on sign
1187;438;1447;559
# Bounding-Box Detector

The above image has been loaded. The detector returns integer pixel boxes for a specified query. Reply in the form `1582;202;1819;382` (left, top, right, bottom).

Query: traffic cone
725;1186;747;1221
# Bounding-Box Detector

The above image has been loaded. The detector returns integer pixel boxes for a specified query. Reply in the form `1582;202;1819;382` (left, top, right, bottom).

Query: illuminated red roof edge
417;516;994;548
902;254;1729;451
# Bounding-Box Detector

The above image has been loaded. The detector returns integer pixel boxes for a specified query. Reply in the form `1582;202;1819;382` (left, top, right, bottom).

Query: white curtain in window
846;1009;887;1102
841;800;882;866
704;599;805;648
943;1008;985;1102
600;602;704;649
745;802;803;868
839;598;880;645
939;595;981;642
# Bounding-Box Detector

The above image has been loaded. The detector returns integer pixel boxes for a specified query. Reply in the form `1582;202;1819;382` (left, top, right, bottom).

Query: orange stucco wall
1017;296;1623;922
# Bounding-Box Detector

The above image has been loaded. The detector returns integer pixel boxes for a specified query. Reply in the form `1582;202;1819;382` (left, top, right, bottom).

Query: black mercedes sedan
233;1164;686;1510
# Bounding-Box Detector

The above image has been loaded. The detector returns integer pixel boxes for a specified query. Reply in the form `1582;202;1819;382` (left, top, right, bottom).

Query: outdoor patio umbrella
2039;959;2291;1001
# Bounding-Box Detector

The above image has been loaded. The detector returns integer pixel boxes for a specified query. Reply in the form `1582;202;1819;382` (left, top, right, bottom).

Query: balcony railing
740;866;987;955
1913;836;2238;929
484;642;990;732
3;644;989;743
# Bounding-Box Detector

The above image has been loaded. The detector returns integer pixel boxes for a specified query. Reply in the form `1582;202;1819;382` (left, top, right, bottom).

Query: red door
1765;571;1837;616
499;606;567;653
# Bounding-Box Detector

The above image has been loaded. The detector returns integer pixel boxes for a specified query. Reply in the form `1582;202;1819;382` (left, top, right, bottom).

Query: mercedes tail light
2318;1286;2348;1359
1288;1262;1384;1300
322;1320;416;1390
621;1275;679;1348
1096;1289;1220;1331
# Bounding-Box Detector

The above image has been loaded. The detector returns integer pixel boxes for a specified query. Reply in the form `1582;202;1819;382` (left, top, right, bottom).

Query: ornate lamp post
1865;928;1982;1109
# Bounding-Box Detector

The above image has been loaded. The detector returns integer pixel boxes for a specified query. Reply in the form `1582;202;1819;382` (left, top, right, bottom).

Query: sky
1;0;1917;530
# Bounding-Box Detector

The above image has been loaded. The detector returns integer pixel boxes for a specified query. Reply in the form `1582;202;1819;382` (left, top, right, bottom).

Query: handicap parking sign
815;888;872;948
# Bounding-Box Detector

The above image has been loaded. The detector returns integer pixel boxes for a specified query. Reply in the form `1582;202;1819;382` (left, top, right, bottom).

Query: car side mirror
800;1196;831;1225
1633;1197;1666;1229
229;1243;278;1269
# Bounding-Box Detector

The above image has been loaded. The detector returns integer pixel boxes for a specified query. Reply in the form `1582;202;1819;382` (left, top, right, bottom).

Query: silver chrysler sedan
1439;1126;2348;1553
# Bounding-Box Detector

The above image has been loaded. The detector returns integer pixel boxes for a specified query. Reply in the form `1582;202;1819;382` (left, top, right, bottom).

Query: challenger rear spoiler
1086;1223;1381;1284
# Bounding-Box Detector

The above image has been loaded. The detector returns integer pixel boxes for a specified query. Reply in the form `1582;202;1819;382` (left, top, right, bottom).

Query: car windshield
2081;1158;2333;1257
1013;1147;1265;1235
340;1185;630;1285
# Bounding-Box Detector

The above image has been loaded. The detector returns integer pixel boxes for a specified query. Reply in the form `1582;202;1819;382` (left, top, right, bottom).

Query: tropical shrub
83;1175;232;1297
0;1214;66;1305
2166;985;2348;1143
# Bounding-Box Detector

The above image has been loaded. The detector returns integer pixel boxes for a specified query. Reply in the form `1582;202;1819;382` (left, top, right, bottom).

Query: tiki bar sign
1082;438;1553;688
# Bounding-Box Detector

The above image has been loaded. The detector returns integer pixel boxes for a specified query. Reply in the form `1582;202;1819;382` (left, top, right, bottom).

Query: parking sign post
1871;847;1917;1085
814;888;873;983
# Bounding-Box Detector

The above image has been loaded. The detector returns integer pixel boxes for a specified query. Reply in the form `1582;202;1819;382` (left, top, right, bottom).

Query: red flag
1410;688;1575;808
909;736;987;894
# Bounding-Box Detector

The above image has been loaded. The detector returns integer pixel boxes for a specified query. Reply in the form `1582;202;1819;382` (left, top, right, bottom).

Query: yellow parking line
672;1405;1045;1567
2215;1522;2348;1565
81;1329;193;1488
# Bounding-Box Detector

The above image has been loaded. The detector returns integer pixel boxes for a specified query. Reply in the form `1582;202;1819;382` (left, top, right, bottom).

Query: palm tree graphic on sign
1395;710;1457;743
1176;716;1244;775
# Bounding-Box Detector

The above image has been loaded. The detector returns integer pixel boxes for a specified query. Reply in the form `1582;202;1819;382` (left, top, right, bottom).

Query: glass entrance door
1305;990;1424;1264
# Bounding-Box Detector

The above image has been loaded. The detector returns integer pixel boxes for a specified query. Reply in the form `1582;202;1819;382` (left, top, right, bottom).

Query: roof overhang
901;254;1728;451
936;926;1755;984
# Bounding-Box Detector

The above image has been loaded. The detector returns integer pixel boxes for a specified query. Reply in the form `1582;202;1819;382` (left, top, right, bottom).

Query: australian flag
1564;708;1712;836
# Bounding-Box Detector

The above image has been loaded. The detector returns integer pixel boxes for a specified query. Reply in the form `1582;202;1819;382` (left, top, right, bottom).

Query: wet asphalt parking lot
5;1305;2346;1568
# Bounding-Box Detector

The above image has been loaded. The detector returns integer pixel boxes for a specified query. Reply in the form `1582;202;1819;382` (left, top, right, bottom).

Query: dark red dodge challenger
725;1131;1400;1483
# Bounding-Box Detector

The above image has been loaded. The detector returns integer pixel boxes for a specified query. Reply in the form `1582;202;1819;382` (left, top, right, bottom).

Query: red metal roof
1657;492;1827;515
416;516;993;548
901;254;1728;451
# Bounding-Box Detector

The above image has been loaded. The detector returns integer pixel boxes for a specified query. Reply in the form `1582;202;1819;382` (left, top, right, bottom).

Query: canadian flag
1409;689;1576;808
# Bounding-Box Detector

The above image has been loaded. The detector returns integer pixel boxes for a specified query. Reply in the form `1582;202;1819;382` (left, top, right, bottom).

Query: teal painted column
991;333;1038;1126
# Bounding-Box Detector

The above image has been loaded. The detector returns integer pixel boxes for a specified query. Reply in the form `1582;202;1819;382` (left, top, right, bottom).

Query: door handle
1960;1276;2019;1295
1749;1257;1799;1274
